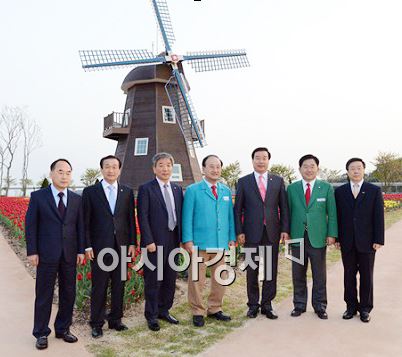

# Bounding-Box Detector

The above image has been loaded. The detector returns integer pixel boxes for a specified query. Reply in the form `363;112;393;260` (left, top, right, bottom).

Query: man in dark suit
235;147;290;319
335;158;384;323
137;152;183;331
83;155;136;338
25;159;85;350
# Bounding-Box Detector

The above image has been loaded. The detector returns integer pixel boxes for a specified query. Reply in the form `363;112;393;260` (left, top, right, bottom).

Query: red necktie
211;185;218;199
305;183;311;206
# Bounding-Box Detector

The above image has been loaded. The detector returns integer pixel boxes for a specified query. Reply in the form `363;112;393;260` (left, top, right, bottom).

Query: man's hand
280;232;290;244
146;243;157;253
76;254;85;265
86;249;95;261
228;240;236;249
373;243;383;251
183;241;194;255
326;237;336;246
335;242;341;250
237;234;245;246
28;254;39;266
128;245;136;258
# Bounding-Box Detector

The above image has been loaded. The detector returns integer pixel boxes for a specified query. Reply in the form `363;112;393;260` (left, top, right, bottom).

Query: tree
40;177;50;189
319;167;343;183
21;113;42;196
2;176;17;195
81;168;101;187
0;107;23;196
20;178;33;196
221;161;241;190
270;164;297;184
372;152;402;192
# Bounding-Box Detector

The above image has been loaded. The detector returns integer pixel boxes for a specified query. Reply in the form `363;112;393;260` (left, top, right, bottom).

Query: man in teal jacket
286;154;338;319
182;155;236;327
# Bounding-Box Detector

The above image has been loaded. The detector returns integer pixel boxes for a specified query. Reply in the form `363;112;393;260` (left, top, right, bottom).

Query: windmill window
171;164;183;182
162;106;176;124
134;138;149;156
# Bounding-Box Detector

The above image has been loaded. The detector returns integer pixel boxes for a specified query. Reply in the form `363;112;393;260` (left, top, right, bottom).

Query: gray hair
152;152;175;167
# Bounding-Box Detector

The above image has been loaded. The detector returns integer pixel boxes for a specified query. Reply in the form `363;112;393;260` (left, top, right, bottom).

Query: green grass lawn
89;208;402;357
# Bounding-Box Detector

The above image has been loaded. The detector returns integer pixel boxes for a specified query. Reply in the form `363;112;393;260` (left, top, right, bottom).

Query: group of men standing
25;148;384;351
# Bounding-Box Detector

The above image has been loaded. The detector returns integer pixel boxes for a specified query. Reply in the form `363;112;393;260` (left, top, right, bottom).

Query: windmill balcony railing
104;112;130;130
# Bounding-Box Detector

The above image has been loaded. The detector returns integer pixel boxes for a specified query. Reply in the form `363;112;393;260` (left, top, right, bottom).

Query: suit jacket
82;181;136;254
234;173;290;245
25;186;85;264
335;181;384;253
182;180;236;250
287;179;338;248
137;178;183;248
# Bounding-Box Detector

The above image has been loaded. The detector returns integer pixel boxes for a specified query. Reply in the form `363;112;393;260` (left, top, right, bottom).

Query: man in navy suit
25;159;85;350
335;158;384;323
137;152;183;331
83;155;136;338
234;147;290;319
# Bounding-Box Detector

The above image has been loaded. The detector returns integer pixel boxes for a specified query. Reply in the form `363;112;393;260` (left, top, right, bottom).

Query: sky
1;0;401;186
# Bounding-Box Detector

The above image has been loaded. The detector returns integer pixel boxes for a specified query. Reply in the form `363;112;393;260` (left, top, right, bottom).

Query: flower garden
0;192;401;311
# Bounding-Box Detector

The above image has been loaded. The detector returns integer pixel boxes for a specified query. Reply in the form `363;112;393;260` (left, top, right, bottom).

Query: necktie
352;184;359;199
58;192;66;218
211;185;218;199
163;184;176;231
305;183;311;206
107;185;116;214
258;175;266;202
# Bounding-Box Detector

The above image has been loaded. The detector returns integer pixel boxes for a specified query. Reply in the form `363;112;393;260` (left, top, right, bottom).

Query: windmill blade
79;50;165;71
150;0;176;52
183;49;250;72
165;69;206;148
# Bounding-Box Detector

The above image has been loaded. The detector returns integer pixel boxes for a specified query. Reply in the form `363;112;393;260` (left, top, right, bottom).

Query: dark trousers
342;245;375;313
143;231;178;321
291;232;327;311
90;245;125;328
246;230;279;310
33;254;76;338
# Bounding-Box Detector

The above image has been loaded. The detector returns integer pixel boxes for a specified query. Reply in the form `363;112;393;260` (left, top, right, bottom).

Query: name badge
317;198;326;202
223;196;230;201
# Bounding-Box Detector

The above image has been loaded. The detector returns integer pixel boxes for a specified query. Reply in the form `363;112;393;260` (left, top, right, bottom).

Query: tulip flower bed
0;196;144;311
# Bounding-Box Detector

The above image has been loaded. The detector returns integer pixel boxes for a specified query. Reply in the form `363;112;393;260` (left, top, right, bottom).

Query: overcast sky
1;0;401;186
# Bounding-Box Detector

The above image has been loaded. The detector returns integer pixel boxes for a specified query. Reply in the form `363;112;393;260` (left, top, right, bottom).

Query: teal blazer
182;180;236;250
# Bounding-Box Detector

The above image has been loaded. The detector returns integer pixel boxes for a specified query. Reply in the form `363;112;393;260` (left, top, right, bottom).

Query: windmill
79;0;249;190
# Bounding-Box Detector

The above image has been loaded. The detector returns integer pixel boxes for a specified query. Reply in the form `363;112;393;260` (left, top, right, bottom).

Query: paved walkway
0;236;90;356
201;220;402;357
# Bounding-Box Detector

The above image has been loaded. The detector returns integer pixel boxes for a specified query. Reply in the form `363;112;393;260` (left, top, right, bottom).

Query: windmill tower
80;0;249;190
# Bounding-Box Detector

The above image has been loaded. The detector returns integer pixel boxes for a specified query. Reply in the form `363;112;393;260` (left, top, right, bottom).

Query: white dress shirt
254;171;268;188
156;177;176;222
50;184;68;207
302;178;316;194
350;179;364;195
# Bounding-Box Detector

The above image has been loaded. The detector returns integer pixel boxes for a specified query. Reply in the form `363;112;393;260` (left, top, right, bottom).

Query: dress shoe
342;310;357;320
55;329;78;343
35;336;48;350
147;319;160;331
315;310;328;320
91;327;103;338
158;313;179;324
360;312;371;323
207;311;231;321
262;309;278;320
247;307;259;318
108;321;128;331
290;308;306;317
193;315;205;327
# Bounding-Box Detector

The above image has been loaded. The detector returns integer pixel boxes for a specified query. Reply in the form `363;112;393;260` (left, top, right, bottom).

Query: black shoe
208;311;231;321
247;307;259;318
147;319;160;331
291;308;306;317
35;336;48;350
158;313;179;324
342;310;357;320
360;312;371;323
315;310;328;320
263;309;278;320
193;315;205;327
91;327;103;338
55;329;78;343
108;321;128;331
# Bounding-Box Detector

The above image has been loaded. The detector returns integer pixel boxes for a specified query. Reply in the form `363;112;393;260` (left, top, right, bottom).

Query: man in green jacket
286;154;338;319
